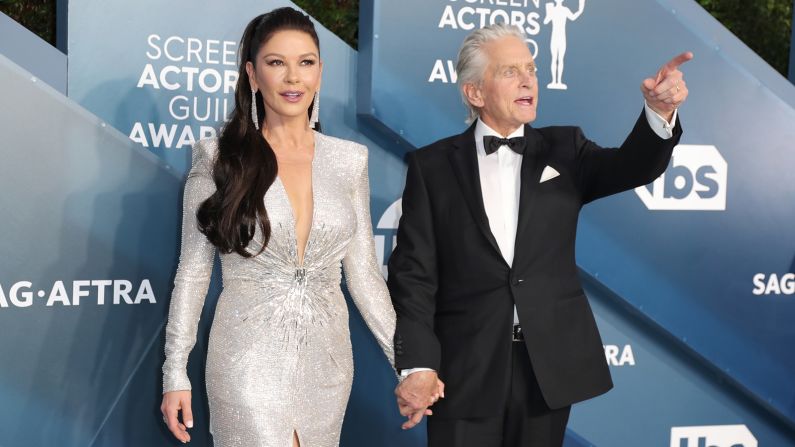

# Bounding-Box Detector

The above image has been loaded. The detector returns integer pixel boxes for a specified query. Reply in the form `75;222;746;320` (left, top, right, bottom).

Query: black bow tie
483;136;526;155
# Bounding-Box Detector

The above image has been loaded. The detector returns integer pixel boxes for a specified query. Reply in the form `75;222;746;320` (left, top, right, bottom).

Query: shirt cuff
644;101;677;140
399;367;435;381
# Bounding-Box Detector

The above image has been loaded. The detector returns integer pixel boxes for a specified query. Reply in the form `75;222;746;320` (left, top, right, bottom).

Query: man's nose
519;73;534;88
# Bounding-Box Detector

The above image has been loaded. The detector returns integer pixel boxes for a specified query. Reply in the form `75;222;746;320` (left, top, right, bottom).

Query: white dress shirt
400;104;677;378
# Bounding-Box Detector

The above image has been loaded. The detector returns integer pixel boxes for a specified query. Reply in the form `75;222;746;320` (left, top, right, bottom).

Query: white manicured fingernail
186;421;193;428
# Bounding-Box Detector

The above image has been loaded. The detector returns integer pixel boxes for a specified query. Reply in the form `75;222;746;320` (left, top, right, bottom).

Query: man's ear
463;83;484;108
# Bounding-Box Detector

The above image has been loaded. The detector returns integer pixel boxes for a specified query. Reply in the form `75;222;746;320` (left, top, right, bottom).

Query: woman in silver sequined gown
160;8;395;447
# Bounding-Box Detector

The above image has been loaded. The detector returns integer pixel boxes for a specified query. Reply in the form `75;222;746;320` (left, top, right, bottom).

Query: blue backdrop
1;0;794;446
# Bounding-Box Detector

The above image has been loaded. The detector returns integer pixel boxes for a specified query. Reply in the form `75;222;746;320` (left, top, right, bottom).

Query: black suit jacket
388;110;682;419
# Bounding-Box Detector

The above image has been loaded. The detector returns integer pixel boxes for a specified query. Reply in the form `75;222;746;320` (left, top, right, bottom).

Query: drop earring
251;88;259;130
309;92;319;129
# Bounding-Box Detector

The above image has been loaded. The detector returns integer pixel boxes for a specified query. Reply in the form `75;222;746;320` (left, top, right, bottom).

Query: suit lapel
447;124;504;261
514;125;549;258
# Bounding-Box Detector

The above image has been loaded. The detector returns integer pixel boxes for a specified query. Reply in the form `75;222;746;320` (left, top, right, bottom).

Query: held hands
161;390;193;443
395;370;446;430
641;51;694;122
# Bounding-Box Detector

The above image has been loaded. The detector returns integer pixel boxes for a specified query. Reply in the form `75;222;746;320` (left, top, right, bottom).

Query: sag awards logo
752;273;795;296
130;34;239;149
670;425;757;447
604;344;635;367
635;145;728;211
0;280;156;308
429;0;586;90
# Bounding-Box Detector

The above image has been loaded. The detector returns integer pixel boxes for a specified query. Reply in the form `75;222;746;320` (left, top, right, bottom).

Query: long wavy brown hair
196;7;320;257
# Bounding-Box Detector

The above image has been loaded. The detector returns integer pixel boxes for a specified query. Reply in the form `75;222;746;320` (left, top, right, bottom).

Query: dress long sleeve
162;139;218;393
342;145;397;370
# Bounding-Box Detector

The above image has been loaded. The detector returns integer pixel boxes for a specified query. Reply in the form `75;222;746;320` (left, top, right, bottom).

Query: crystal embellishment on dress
294;268;307;285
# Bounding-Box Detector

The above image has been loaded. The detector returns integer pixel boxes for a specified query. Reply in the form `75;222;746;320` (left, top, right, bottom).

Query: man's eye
504;68;516;76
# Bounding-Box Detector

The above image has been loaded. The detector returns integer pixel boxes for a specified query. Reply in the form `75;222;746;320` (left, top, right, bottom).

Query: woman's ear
317;59;323;92
245;61;257;91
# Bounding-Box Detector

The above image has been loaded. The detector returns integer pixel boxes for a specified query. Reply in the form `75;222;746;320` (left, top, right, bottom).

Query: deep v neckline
274;131;318;267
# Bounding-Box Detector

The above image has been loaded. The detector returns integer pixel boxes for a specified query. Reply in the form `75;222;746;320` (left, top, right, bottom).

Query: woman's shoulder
316;131;367;160
192;137;219;162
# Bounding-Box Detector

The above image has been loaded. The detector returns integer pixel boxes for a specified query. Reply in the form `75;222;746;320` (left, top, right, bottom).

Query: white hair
456;23;526;124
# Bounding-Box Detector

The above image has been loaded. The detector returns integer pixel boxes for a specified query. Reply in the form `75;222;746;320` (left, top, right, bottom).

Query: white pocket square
539;166;560;183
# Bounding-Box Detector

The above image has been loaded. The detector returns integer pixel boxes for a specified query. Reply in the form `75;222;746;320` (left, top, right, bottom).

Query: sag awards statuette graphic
430;0;586;91
544;0;585;90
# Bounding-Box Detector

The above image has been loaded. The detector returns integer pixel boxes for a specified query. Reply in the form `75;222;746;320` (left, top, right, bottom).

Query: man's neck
478;116;523;138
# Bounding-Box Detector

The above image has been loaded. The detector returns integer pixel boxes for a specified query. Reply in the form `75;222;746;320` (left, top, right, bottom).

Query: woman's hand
161;390;193;443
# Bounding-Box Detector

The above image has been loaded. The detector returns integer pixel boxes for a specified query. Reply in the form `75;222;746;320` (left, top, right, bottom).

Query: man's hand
642;52;693;121
395;371;445;430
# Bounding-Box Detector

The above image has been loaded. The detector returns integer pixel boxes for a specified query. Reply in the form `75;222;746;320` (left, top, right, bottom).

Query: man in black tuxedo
388;23;691;447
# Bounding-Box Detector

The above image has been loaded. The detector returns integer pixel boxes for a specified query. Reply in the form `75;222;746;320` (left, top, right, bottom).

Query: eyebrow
499;62;536;69
262;52;319;59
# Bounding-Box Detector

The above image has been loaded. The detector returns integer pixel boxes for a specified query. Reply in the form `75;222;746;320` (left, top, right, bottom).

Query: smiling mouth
281;91;304;102
515;96;534;106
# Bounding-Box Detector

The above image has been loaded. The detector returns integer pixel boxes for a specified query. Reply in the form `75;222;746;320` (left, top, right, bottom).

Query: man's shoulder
411;133;464;161
534;124;579;139
530;124;584;153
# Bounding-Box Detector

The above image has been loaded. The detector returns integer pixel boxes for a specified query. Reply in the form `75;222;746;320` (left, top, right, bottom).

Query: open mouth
281;91;304;102
515;96;534;106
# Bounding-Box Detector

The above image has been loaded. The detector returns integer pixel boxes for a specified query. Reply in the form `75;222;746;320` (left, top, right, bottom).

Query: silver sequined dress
162;132;396;447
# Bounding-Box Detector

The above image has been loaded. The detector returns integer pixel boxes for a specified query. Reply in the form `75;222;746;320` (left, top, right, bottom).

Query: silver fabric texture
162;132;396;447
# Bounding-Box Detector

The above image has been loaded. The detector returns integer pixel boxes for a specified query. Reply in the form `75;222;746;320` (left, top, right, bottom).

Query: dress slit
290;429;302;447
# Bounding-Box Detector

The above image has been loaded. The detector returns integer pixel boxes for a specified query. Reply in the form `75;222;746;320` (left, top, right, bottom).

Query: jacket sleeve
577;109;683;204
162;139;218;393
342;144;397;373
387;151;441;372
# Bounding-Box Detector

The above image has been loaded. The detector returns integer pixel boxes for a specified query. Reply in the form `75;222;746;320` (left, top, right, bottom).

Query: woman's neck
262;115;313;151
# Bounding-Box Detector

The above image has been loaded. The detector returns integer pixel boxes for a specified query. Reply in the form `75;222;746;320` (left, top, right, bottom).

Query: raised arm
576;111;682;203
579;52;691;202
570;0;585;20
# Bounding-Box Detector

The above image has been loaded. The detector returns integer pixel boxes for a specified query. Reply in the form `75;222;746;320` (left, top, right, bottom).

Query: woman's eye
266;60;284;66
301;59;316;66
